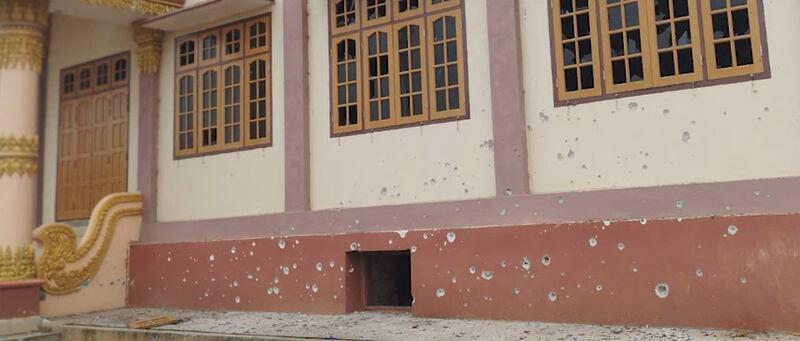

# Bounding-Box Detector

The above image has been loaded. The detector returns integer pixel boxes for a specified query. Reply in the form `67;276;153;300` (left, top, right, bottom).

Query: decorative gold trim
0;0;49;72
134;27;164;74
0;135;38;177
78;0;182;16
34;192;143;295
0;244;35;281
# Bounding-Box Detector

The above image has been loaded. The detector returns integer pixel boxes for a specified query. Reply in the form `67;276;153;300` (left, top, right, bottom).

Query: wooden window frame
327;0;469;137
244;55;272;147
548;0;769;104
61;70;77;100
245;16;271;56
198;66;222;153
111;54;130;88
94;59;112;91
427;0;460;13
173;14;272;159
77;65;93;96
362;26;396;130
646;0;704;87
330;34;363;134
198;29;221;67
394;18;429;125
221;60;245;149
427;10;467;120
599;0;655;94
330;0;361;36
222;23;245;62
700;0;764;80
551;0;603;101
176;36;198;73
361;0;392;28
56;52;130;221
394;0;424;20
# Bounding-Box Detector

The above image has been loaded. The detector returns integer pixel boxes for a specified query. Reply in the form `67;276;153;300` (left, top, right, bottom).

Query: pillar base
0;279;43;319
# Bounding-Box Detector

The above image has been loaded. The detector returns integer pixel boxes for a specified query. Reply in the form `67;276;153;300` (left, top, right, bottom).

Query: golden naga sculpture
0;135;38;177
34;193;143;295
0;245;36;281
77;0;182;16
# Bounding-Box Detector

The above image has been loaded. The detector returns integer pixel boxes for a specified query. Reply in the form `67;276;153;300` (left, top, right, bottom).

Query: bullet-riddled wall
307;0;497;210
521;0;800;194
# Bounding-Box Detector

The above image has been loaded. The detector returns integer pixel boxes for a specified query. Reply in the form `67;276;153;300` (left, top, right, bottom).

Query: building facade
1;0;799;331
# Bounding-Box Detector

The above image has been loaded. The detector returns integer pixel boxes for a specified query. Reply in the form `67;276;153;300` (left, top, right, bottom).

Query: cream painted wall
42;15;139;224
156;6;285;222
308;0;496;210
520;0;800;194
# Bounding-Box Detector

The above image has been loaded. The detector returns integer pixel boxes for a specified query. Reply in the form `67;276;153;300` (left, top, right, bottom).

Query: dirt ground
51;308;799;340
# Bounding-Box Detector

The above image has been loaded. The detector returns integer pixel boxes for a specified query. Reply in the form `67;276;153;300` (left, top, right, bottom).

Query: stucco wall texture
155;6;286;222
520;0;800;194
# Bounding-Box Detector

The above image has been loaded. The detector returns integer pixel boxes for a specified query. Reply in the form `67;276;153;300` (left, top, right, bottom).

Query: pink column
0;0;49;279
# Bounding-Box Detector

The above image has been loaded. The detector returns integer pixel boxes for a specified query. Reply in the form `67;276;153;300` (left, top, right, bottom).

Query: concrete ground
50;308;799;341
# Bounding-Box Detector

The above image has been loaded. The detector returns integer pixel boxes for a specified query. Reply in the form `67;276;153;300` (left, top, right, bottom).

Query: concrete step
54;325;336;341
0;332;61;341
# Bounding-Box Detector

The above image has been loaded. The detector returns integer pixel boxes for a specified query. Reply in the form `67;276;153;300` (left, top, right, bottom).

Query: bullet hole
632;267;639;273
273;287;280;294
640;218;647;225
754;190;761;196
521;258;531;271
514;288;521;295
481;271;494;280
500;260;508;268
595;285;603;292
603;220;611;227
628;102;639;110
655;283;670;299
642;164;649;170
499;208;507;216
548;291;558;302
278;240;286;249
230;246;237;254
316;262;323;272
541;254;551;266
676;200;684;209
234;296;241;304
209;254;215;262
312;284;319;293
380;187;388;196
167;257;172;262
350;242;359;251
397;230;408;238
410;246;417;253
662;109;670;116
267;287;274;295
567;150;576;159
348;267;355;273
423;233;429;240
682;131;691;142
696;268;704;277
557;153;564;161
727;225;738;236
740;277;748;284
505;189;513;196
539;112;550;122
436;288;446;298
588;238;598;248
447;232;456;243
557;197;565;205
617;242;625;251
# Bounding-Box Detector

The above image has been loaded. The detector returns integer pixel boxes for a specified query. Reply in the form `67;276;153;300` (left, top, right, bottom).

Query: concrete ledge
0;317;40;337
55;324;312;341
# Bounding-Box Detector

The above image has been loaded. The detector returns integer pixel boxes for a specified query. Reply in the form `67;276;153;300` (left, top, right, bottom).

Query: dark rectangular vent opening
362;251;412;307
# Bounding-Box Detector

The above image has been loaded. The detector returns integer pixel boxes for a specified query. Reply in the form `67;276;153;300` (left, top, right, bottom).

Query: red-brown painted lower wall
0;279;43;319
129;214;800;331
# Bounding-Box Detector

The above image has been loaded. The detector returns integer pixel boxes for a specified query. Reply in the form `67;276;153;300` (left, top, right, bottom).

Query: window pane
714;42;733;68
734;38;753;65
565;68;579;91
579;65;594;89
624;2;639;27
677;48;694;74
562;17;575;40
731;9;750;36
712;13;729;39
659;52;675;76
675;20;691;46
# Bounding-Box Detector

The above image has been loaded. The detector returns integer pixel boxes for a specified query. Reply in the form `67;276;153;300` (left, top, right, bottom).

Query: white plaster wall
308;0;496;210
42;15;139;224
521;0;800;194
156;6;285;222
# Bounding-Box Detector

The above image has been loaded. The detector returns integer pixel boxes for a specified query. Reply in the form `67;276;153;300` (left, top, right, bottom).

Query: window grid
550;0;767;102
200;30;220;66
647;0;703;86
552;0;602;100
363;0;391;27
332;34;362;133
700;0;763;79
174;14;272;158
428;11;465;120
328;0;467;135
600;0;653;93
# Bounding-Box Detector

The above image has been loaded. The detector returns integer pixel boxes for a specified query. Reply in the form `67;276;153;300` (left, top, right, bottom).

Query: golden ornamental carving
0;0;50;29
0;0;49;72
78;0;181;16
0;244;36;281
0;25;46;72
34;192;143;295
0;135;38;177
134;27;164;74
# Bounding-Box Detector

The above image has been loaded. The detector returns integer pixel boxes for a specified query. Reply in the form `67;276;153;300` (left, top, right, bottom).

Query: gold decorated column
0;0;48;280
